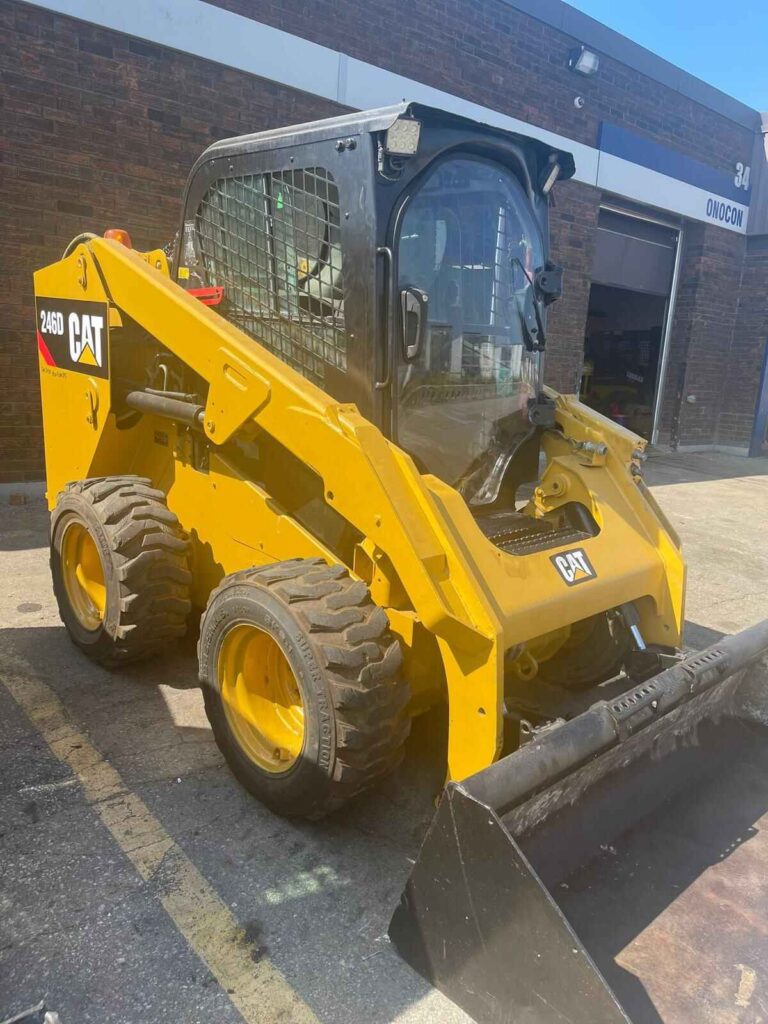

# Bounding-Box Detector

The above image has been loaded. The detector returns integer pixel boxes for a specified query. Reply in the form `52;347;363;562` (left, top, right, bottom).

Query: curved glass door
396;156;545;504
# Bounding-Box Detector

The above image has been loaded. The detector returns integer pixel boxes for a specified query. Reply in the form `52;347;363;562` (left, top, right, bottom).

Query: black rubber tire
536;612;630;689
50;476;191;666
199;558;410;819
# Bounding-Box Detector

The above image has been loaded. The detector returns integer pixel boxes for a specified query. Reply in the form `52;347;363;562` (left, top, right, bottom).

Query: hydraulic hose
61;232;99;259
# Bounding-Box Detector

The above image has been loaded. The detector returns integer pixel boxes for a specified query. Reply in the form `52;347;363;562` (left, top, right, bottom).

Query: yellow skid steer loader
34;103;768;1023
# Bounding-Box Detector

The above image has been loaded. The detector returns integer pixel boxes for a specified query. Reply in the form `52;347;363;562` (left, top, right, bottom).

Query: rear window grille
196;167;346;386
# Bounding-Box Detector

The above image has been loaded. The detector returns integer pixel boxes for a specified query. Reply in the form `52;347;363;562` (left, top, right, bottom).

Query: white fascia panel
21;0;343;101
597;152;749;234
20;0;597;183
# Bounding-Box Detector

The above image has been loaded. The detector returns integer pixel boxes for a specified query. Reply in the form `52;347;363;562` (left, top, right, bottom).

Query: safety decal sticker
550;548;596;586
35;298;109;380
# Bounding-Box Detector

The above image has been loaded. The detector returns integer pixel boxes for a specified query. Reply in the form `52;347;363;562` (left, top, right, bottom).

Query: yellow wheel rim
61;521;107;631
218;624;305;774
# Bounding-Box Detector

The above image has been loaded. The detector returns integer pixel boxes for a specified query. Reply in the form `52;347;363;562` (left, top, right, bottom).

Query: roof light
104;228;133;247
568;46;600;77
384;118;421;156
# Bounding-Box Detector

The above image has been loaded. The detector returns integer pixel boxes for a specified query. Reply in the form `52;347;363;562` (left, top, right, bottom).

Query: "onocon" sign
705;196;746;229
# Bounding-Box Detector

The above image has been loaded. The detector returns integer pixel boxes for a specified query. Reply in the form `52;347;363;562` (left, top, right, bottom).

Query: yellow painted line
3;668;318;1024
735;963;757;1008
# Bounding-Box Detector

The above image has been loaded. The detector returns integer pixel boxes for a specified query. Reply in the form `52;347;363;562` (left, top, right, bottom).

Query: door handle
375;245;394;390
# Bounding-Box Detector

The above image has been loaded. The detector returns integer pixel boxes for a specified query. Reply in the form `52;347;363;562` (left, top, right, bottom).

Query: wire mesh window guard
196;167;346;386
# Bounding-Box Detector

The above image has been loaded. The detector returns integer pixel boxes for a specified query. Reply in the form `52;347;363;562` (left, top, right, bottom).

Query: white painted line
2;664;319;1024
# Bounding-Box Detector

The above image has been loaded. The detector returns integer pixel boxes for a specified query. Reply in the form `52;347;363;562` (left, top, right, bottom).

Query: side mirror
400;286;428;360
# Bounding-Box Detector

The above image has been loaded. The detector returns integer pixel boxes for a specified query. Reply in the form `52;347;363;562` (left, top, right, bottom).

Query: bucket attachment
390;619;768;1024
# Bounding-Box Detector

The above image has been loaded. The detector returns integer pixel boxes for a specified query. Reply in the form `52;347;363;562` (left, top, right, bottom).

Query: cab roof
192;101;576;183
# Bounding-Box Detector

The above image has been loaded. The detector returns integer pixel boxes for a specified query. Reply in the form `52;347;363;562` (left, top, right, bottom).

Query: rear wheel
51;476;191;666
199;558;410;818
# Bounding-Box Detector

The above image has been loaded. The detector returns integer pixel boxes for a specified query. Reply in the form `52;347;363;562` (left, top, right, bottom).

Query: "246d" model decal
36;298;109;380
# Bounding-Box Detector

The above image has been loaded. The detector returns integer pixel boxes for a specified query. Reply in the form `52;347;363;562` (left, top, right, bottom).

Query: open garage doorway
580;208;680;441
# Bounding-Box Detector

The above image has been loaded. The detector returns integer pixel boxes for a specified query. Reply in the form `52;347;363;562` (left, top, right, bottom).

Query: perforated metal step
476;512;592;556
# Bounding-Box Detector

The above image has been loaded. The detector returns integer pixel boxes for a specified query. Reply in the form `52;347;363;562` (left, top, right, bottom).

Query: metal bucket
390;620;768;1024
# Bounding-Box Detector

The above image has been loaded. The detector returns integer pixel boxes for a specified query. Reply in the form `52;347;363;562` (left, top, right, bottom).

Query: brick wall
209;0;755;172
0;0;343;482
546;179;601;394
720;236;768;448
0;0;762;481
657;223;746;447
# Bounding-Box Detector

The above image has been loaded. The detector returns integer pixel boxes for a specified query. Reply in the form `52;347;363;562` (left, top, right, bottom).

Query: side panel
162;449;338;608
52;407;341;608
34;251;113;508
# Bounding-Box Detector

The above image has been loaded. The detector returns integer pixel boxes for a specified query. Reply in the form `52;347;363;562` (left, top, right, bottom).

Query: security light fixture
569;45;600;77
384;118;421;156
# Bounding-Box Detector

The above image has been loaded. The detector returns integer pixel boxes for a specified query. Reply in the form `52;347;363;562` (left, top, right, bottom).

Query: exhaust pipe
390;620;768;1024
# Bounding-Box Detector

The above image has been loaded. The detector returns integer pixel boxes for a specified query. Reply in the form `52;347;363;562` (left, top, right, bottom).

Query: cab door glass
396;157;545;500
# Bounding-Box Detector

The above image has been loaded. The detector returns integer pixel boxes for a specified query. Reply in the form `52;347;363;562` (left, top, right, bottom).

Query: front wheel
198;558;410;819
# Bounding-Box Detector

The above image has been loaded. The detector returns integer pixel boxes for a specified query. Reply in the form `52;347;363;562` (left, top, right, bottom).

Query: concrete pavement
1;450;767;1023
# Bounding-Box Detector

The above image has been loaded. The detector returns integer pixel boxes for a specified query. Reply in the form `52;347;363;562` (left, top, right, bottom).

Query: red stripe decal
37;330;57;367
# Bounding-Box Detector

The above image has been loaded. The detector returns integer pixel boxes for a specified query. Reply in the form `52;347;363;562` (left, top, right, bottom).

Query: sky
567;0;768;111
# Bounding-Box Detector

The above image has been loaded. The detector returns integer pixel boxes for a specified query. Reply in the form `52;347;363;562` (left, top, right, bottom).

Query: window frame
178;136;378;418
388;150;546;444
195;166;347;386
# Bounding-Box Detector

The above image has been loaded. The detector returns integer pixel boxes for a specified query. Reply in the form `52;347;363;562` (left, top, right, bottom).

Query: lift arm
78;237;506;777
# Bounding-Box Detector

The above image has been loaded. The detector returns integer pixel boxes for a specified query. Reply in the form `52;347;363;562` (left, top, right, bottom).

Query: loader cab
178;103;573;504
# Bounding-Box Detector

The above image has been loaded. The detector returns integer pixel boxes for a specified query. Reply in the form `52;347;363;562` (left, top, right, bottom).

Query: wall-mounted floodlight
568;45;600;76
385;118;421;156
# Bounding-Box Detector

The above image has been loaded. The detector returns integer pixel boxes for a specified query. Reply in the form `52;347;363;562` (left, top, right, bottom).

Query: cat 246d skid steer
35;104;768;1023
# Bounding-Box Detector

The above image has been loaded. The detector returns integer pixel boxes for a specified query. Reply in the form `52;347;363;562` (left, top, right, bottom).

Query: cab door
391;155;545;501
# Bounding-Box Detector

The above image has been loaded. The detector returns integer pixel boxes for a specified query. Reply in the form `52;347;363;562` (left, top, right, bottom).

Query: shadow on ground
0;622;459;1024
3;616;768;1023
646;450;768;487
0;501;49;553
551;711;768;1023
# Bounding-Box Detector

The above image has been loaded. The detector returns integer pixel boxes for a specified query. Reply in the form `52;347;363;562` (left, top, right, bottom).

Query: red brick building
2;0;767;487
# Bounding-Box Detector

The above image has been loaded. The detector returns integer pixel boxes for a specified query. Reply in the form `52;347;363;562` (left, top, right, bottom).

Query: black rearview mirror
400;286;428;361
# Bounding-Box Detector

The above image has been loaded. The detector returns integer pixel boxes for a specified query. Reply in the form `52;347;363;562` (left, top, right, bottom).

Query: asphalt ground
1;450;767;1024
